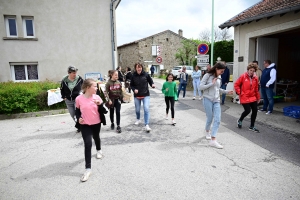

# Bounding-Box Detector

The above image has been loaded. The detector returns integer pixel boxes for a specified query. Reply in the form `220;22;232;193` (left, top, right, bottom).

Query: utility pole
211;0;214;66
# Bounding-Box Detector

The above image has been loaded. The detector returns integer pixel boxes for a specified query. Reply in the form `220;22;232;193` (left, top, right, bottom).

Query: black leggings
81;123;101;169
165;96;175;118
239;101;258;127
110;99;121;126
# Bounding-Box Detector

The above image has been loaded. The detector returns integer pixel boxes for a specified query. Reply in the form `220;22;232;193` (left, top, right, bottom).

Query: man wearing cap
61;66;83;132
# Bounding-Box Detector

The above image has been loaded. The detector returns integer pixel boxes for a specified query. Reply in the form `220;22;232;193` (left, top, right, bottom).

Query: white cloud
116;0;261;45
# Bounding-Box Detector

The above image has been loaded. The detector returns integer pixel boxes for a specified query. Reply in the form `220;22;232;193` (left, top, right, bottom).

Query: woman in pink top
75;78;103;182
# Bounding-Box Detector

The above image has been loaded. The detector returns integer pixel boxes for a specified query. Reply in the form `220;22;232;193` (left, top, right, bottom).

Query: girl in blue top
162;73;177;125
191;65;202;100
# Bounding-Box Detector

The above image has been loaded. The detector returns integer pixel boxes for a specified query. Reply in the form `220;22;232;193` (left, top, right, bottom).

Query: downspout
110;0;118;69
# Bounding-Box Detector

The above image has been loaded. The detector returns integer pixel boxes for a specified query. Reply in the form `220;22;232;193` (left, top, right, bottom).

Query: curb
0;109;68;120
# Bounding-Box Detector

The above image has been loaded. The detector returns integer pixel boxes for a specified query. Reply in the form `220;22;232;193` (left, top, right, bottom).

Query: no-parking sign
156;56;162;63
197;43;209;55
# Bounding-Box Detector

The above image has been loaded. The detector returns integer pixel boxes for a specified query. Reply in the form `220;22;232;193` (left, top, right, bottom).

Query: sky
116;0;261;46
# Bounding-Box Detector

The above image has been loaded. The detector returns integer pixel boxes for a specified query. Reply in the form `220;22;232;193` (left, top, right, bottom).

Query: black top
130;71;154;97
60;76;83;101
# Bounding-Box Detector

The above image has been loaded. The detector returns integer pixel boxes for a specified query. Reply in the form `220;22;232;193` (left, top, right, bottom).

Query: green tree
175;39;198;65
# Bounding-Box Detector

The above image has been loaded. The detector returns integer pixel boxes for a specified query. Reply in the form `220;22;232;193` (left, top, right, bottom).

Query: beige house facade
117;29;195;74
0;0;121;82
219;0;300;85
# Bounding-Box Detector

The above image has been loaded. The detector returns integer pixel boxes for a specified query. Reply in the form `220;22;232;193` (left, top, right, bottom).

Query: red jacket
234;72;260;104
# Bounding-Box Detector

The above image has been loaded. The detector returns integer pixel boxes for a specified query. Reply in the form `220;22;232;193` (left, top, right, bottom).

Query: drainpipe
110;0;118;69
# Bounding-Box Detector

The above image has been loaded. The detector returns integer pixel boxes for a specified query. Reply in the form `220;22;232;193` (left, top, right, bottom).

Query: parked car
171;66;193;79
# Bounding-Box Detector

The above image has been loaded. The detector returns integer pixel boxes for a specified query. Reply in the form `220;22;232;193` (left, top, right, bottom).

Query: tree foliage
175;39;198;65
199;27;232;42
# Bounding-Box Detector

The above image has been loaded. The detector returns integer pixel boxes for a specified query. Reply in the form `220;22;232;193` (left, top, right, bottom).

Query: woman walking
234;63;260;132
177;66;188;99
105;70;123;133
192;65;202;100
60;66;83;132
130;63;155;132
75;79;103;182
162;73;177;125
200;63;233;149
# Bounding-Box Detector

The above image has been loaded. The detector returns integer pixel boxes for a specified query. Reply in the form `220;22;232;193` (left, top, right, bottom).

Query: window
22;17;35;37
10;64;39;81
5;16;18;37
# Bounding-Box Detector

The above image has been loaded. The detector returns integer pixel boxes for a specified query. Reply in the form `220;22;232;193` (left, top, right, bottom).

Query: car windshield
173;67;181;70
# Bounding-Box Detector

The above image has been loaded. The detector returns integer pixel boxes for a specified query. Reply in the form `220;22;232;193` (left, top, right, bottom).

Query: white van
171;66;193;79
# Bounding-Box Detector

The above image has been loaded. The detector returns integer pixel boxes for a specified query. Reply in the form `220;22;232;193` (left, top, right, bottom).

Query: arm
266;69;277;87
75;99;81;120
234;76;243;95
199;74;214;90
162;82;166;94
193;71;201;79
174;82;177;94
226;68;230;84
130;77;136;91
105;83;111;102
255;79;260;101
147;74;155;87
60;81;66;99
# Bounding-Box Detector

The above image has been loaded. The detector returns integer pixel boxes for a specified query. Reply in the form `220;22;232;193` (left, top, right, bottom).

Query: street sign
157;46;161;56
156;56;162;63
197;55;209;66
197;43;209;55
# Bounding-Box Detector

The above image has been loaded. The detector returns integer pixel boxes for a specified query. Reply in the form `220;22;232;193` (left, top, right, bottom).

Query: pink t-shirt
75;94;102;125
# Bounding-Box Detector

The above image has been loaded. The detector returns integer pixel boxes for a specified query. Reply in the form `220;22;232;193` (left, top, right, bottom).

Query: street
0;79;300;200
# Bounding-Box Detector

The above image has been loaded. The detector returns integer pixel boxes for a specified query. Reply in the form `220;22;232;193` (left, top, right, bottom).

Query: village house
0;0;121;82
117;29;197;75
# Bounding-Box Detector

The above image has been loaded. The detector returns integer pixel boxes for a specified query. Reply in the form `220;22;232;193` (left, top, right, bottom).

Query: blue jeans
220;84;227;104
134;96;150;125
261;87;274;112
203;97;221;138
193;79;201;97
178;83;187;98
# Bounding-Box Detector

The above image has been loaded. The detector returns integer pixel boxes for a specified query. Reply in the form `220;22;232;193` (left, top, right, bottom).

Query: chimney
178;29;183;36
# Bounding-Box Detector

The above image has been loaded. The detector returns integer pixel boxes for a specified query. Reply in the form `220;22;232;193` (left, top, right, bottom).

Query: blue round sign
198;44;209;55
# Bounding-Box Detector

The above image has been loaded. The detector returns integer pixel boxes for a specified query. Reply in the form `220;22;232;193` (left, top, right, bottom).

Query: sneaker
249;127;260;132
76;129;81;133
209;140;223;149
266;111;272;115
205;132;212;140
199;97;203;100
237;120;242;128
165;115;168;120
81;169;91;182
145;125;151;132
116;125;122;133
182;97;185;99
134;120;141;125
258;109;267;112
96;150;103;159
172;119;176;124
111;123;115;130
193;97;195;100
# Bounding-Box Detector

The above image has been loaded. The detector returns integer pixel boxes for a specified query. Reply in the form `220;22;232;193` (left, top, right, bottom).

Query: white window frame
22;17;35;38
5;16;18;37
10;64;39;82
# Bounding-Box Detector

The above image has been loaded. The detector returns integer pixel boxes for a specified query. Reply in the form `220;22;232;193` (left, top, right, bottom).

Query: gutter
110;0;119;69
219;5;300;29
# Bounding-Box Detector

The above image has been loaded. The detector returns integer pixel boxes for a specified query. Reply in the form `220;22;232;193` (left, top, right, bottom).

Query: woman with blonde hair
234;63;260;132
75;78;103;182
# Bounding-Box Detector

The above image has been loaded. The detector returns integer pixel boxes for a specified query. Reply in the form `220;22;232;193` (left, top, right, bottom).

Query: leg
109;105;115;124
134;97;141;120
81;125;93;169
265;88;274;112
165;96;170;115
182;84;187;98
177;83;182;97
65;99;76;122
115;99;121;126
221;84;227;104
239;103;251;121
203;98;213;132
142;96;150;125
211;102;221;138
196;79;202;97
170;97;175;119
261;87;269;111
249;101;258;127
193;79;197;97
91;123;101;151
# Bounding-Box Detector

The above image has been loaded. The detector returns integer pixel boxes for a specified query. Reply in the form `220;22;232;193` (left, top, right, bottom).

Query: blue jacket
221;67;230;85
179;72;188;85
261;64;276;88
192;70;201;80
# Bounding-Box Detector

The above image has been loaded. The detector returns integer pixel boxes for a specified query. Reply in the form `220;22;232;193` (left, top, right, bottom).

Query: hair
252;60;258;65
134;63;143;71
108;70;117;78
264;59;271;65
207;62;226;77
81;78;95;94
127;67;131;71
247;62;258;71
182;66;186;70
166;73;174;81
195;65;200;70
116;66;121;70
68;65;78;73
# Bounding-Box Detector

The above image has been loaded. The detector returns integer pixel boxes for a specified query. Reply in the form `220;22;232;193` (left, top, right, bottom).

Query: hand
257;100;261;104
93;99;101;105
109;100;112;105
134;89;138;94
266;85;269;88
64;98;66;101
212;78;217;84
166;88;169;91
151;84;155;88
225;83;228;85
79;117;84;124
228;90;234;95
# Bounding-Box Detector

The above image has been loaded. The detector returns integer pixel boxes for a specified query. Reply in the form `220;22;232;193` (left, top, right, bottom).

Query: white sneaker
209;140;223;149
193;97;195;100
145;125;151;131
182;97;185;99
134;120;141;125
96;150;103;159
205;132;212;140
165;115;168;120
81;169;91;182
199;97;203;100
172;119;176;124
266;111;272;115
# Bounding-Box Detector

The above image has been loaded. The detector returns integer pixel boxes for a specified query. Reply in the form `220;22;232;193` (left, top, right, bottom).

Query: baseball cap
68;66;78;73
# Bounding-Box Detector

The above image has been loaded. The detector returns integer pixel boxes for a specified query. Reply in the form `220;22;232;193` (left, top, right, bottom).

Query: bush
0;81;66;114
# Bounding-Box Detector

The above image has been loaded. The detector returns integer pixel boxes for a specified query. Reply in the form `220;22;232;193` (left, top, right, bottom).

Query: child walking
105;70;124;133
75;78;103;182
162;73;177;125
